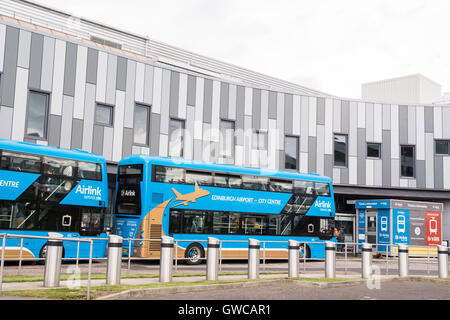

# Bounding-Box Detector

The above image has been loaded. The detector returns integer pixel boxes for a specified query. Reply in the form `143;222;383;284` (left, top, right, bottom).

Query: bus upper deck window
154;166;184;184
185;170;212;186
293;180;315;195
78;162;102;181
43;157;76;177
315;182;330;197
213;174;228;187
228;176;242;188
242;175;269;191
269;179;293;193
1;151;41;174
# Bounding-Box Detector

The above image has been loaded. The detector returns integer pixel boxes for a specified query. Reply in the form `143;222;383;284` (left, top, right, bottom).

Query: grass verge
1;276;361;300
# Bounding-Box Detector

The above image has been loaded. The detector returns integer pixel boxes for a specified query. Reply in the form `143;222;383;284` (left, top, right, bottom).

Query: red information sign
425;211;441;246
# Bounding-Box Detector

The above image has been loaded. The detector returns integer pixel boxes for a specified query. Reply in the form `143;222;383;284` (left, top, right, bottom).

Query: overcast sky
35;0;450;99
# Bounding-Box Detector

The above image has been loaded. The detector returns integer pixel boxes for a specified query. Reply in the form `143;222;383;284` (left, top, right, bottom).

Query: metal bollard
288;240;299;278
361;243;372;279
106;235;123;285
43;233;64;288
206;237;220;281
159;236;174;283
438;245;449;279
325;241;336;278
398;244;409;277
248;239;260;279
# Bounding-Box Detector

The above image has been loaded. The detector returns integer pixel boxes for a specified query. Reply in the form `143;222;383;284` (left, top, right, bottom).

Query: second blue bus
114;155;336;264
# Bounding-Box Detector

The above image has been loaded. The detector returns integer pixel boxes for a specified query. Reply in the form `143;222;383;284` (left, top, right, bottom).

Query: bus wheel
184;243;204;265
299;244;310;260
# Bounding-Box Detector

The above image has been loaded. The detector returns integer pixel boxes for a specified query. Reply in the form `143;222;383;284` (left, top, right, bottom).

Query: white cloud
34;0;450;98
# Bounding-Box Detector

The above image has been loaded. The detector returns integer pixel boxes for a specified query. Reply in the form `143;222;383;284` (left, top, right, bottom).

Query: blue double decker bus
0;139;109;261
114;156;336;264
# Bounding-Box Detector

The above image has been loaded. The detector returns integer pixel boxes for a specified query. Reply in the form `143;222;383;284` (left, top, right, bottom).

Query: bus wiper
17;209;36;229
45;180;66;201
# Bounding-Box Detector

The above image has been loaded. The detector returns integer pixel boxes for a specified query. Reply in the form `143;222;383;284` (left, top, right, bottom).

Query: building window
285;136;299;170
334;134;347;167
367;143;381;158
219;120;235;158
400;145;415;178
169;119;185;158
253;130;268;151
133;104;150;145
435;140;450;155
95;104;113;126
26;91;49;139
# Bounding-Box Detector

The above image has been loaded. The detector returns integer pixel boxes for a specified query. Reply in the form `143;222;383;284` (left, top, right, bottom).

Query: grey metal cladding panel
357;128;366;157
324;154;333;179
203;78;213;124
92;125;104;155
116;56;127;91
150;112;161;156
340;167;349;185
106;54;118;105
268;91;277;119
252;88;261;130
143;64;154;105
187;75;196;106
416;160;426;189
235;85;245;144
71;118;83;149
2;26;19;107
434;156;443;189
0;106;12;139
278;150;285;171
284;93;293;134
341;100;349;134
86;48;98;84
169;71;179;118
121;127;133;158
17;30;31;69
308;136;316;173
424;106;434;133
399;105;408;144
47;115;62;147
316;97;325;125
28;32;43;90
63;42;77;97
236;85;245;119
357;128;366;185
220;82;229;119
382;130;391;187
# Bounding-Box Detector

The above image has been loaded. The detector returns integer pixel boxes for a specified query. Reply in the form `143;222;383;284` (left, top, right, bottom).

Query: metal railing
0;235;449;300
0;233;97;299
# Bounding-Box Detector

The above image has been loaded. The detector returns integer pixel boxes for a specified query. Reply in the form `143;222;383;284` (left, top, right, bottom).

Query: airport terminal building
0;0;449;242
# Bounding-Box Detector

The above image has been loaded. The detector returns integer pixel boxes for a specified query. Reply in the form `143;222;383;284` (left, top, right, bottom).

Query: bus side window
293;180;315;195
0;151;41;173
185;170;212;186
78;161;102;181
315;182;331;196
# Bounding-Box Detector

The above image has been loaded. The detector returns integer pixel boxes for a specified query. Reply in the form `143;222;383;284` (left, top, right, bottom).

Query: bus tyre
299;244;310;259
184;243;204;265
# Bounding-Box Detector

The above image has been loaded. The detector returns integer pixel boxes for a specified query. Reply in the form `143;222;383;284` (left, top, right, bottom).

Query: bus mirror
308;224;314;233
62;215;72;227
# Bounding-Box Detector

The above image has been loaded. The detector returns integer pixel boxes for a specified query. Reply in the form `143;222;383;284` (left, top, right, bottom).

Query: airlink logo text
75;185;102;196
314;199;332;209
0;180;19;188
